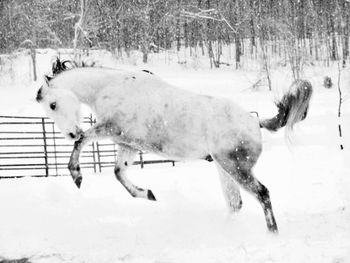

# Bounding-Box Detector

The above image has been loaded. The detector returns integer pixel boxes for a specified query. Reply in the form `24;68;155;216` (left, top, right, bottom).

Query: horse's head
36;75;83;140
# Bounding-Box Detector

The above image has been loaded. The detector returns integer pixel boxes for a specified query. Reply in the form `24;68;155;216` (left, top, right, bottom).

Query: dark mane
47;57;96;81
51;57;72;76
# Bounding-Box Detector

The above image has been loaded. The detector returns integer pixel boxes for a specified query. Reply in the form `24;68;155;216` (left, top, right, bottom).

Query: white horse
36;59;312;233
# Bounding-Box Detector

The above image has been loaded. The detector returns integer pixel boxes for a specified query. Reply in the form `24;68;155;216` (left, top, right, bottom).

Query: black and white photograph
0;0;349;262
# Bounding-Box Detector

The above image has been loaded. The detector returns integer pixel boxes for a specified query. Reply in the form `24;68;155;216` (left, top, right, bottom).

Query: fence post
113;143;117;163
139;152;144;169
89;114;97;173
41;118;49;177
96;142;102;172
51;122;58;176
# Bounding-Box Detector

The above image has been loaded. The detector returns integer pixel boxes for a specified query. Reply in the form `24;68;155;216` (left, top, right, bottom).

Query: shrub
323;76;333;89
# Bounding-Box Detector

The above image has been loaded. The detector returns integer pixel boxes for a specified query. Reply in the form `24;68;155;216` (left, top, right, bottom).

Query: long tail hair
260;79;313;136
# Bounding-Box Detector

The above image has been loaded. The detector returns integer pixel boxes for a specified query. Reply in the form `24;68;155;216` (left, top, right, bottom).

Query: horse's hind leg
114;145;156;201
215;162;242;213
214;151;278;233
239;169;278;233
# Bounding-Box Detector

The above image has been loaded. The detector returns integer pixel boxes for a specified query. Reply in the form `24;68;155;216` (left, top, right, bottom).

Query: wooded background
1;0;350;68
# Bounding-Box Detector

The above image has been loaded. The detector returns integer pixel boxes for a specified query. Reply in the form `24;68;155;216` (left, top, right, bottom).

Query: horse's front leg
68;134;90;188
114;145;156;201
67;124;103;188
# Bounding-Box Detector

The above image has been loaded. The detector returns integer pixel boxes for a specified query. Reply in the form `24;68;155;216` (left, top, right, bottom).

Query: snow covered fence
0;115;175;179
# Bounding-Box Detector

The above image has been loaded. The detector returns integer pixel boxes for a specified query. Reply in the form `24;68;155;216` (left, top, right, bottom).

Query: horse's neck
57;68;116;105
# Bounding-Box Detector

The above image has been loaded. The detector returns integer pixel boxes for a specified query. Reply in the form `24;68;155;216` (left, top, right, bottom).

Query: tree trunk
331;35;338;61
337;64;344;150
343;35;349;67
31;27;37;81
142;52;148;63
176;0;181;52
235;36;241;69
31;47;37;81
315;37;319;61
250;18;255;56
184;19;188;49
208;41;213;68
342;11;349;67
73;0;86;61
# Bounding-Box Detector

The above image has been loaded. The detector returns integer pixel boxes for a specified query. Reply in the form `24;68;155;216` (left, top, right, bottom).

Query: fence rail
0;115;175;179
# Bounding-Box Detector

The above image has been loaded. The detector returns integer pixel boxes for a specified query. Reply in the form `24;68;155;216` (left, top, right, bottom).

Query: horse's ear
44;75;53;85
52;57;65;75
52;57;59;75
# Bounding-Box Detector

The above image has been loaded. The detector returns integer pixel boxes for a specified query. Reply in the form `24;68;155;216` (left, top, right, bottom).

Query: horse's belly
142;131;208;161
162;136;207;160
117;122;208;161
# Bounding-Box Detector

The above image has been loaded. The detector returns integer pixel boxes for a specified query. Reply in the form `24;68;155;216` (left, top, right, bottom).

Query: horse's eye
50;102;57;110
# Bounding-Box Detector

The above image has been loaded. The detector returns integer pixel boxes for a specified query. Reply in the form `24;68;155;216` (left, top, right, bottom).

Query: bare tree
1;0;350;68
337;63;344;150
20;39;37;81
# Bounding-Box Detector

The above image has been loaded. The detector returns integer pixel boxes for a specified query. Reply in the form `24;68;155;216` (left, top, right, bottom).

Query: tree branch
180;9;237;33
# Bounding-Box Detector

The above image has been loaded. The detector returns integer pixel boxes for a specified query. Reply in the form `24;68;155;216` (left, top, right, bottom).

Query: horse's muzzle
68;127;83;141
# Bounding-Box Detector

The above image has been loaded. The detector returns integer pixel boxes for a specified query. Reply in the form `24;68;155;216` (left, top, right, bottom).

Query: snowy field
0;51;350;262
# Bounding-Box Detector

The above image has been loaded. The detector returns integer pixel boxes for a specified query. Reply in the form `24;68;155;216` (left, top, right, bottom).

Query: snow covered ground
0;51;349;262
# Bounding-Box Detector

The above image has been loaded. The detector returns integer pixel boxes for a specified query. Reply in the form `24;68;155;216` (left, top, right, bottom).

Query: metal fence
0;115;175;179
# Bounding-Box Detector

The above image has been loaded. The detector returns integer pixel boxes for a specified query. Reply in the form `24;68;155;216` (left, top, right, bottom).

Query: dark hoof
268;225;279;234
147;190;157;201
237;199;243;210
74;176;82;189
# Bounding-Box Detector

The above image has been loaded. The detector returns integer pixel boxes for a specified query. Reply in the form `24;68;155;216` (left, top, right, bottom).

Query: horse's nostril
69;132;76;139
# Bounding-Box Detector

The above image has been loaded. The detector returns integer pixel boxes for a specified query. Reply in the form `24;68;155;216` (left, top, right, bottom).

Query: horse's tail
259;79;313;136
